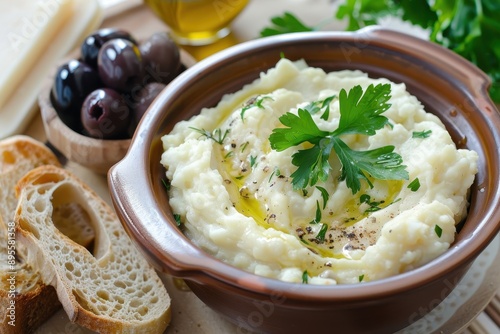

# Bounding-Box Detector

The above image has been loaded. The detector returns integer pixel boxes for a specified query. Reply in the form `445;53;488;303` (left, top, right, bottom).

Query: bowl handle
108;147;208;277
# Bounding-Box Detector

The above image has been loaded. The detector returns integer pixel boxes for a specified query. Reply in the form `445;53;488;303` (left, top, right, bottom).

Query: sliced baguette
0;135;62;333
14;165;171;333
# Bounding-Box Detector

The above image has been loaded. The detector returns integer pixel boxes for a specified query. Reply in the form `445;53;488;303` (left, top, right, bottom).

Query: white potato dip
160;59;478;285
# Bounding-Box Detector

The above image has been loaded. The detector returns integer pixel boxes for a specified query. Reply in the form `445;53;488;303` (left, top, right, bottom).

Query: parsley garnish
173;213;182;227
434;224;443;238
240;95;273;121
315;223;328;242
359;194;384;213
269;84;409;194
161;178;171;191
407;178;420;191
412;130;432;139
309;201;322;225
249;155;257;168
316;186;329;209
260;12;314;37
359;274;364;282
304;95;336;121
302;270;309;284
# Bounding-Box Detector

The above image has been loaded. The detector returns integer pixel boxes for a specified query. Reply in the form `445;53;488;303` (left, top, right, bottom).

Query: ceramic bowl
108;27;500;333
38;47;195;174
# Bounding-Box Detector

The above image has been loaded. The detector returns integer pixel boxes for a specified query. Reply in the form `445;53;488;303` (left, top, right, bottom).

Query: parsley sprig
269;83;408;194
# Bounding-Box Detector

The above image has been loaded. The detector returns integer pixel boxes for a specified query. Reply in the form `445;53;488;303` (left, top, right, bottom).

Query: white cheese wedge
0;0;103;139
0;0;71;109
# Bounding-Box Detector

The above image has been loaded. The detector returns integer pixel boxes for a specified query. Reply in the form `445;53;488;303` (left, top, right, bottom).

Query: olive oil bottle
144;0;249;45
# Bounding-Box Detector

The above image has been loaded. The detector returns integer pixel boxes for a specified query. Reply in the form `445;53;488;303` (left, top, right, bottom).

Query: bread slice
14;165;172;333
0;135;62;333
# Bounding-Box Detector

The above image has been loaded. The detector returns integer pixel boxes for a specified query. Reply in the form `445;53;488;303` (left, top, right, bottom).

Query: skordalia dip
160;59;478;284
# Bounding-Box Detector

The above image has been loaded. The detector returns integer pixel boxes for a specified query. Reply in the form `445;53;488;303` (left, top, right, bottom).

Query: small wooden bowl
39;49;195;174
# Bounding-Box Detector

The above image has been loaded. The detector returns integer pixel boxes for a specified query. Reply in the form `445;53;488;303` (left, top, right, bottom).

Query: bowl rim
109;26;500;301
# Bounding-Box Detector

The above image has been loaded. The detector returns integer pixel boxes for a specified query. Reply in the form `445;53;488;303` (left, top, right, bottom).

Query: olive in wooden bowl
39;28;195;174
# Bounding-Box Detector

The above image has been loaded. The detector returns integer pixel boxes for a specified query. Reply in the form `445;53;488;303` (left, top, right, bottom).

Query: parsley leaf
260;12;314;37
407;178;420;191
434;224;443;238
332;84;392;137
261;4;500;102
316;186;329;209
270;108;329;150
302;270;309;284
270;84;408;194
412;130;432;138
334;0;500;102
316;223;328;242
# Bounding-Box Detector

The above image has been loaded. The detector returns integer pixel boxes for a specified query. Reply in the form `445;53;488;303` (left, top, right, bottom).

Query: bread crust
15;165;171;334
0;135;62;333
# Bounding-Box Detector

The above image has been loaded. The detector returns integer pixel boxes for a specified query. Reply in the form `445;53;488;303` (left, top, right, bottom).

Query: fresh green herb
260;12;315;37
316;186;329;209
249;155;257;168
309;200;322;224
302;270;309;284
269;84;408;194
316;223;328;242
407;178;421;191
240;95;273;121
412;130;432;139
335;0;500;102
358;274;365;282
269;167;281;182
161;178;171;191
261;3;500;102
304;95;336;121
359;194;384;213
173;213;182;227
240;141;249;152
224;151;234;159
190;127;229;145
435;224;443;238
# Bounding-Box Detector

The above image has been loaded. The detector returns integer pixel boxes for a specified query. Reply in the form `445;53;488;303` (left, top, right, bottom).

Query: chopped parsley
240;95;274;121
269;84;408;194
434;224;443;238
412;130;432;139
315;223;328;242
359;194;384;213
358;274;365;282
407;178;421;191
161;178;171;191
249;155;257;168
309;200;322;225
302;270;309;284
316;186;329;209
173;213;182;227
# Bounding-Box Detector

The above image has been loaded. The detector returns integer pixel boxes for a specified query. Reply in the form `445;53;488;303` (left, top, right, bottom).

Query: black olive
81;88;131;139
98;39;144;93
81;28;137;69
140;32;181;85
50;59;102;132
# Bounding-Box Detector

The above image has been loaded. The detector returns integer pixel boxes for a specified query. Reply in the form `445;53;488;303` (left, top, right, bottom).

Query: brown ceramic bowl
108;27;500;333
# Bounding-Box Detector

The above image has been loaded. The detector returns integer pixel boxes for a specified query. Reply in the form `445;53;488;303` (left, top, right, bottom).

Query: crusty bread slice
14;165;172;334
0;135;62;333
